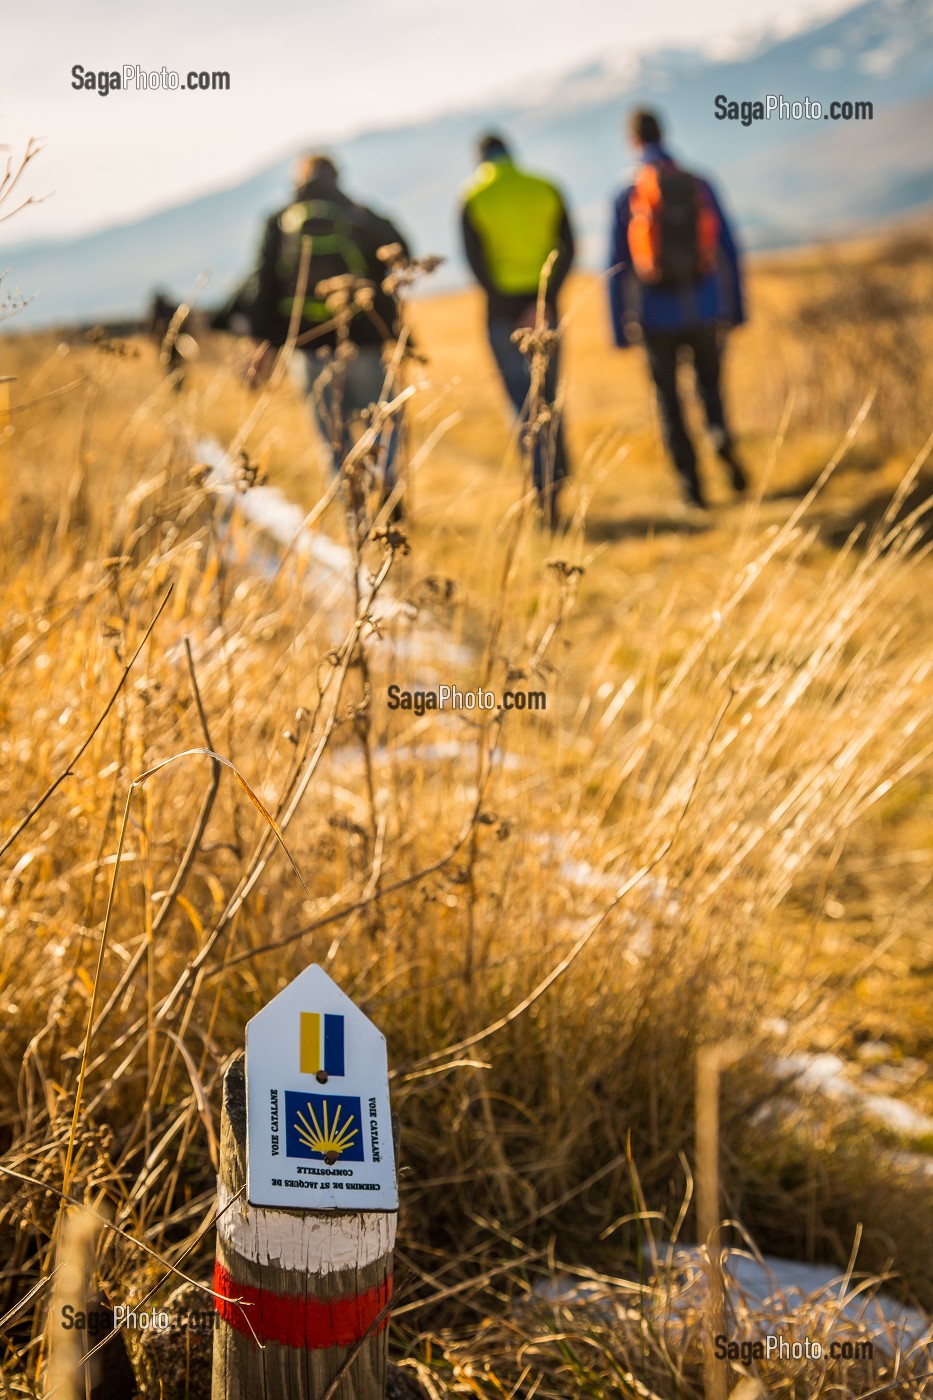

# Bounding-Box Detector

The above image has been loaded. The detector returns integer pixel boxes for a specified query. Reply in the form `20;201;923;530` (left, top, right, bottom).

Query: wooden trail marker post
212;965;398;1400
0;377;14;526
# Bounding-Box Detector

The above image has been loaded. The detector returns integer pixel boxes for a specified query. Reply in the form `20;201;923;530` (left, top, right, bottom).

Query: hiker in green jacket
460;133;575;527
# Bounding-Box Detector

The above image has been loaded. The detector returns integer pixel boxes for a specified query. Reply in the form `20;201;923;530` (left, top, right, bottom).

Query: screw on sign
212;966;398;1400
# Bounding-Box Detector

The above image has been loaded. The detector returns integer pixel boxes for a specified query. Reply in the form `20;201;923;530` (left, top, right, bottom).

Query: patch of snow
893;1151;933;1181
775;1052;933;1140
193;436;473;665
679;1249;930;1345
390;740;520;769
323;739;523;776
196;437;366;597
856;1039;893;1063
383;634;473;667
861;1059;927;1092
532;1248;931;1348
531;1274;629;1314
554;857;620;893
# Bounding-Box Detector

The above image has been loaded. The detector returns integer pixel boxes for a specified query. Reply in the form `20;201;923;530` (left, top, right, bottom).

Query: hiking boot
714;439;748;495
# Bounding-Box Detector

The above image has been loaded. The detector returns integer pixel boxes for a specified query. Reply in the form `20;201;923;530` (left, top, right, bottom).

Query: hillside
0;219;931;1396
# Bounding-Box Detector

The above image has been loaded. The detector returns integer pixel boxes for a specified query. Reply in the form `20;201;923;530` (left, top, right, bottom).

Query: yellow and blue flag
299;1011;345;1077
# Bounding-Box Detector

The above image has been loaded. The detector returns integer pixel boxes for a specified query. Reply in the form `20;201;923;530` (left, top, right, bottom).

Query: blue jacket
608;143;745;347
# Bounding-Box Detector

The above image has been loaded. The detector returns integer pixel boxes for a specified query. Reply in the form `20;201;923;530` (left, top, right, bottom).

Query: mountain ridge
3;0;932;328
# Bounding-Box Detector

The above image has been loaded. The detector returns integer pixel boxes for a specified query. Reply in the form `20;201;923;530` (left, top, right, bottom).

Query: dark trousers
642;325;738;504
487;317;568;502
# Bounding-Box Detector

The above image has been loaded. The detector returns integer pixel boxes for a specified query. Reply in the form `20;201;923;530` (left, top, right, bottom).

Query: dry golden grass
0;227;931;1397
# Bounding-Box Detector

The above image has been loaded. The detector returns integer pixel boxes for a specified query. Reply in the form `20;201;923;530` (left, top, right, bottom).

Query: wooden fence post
0;377;14;526
696;1041;743;1400
212;964;398;1400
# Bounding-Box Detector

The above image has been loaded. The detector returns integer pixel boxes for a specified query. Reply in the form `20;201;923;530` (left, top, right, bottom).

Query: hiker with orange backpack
608;108;748;510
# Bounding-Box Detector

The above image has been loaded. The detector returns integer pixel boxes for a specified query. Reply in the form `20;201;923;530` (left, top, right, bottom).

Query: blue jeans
293;344;400;489
487;317;568;501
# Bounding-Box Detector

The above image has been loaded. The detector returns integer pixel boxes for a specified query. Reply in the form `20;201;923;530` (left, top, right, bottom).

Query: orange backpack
628;163;719;288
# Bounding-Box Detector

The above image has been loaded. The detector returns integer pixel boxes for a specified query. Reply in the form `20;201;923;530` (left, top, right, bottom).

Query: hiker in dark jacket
608;109;748;510
461;133;575;527
240;154;410;499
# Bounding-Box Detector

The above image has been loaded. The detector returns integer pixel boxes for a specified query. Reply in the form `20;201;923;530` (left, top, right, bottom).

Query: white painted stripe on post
215;1179;397;1274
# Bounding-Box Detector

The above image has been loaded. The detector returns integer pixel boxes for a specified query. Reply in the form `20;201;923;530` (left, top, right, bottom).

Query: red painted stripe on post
213;1259;392;1350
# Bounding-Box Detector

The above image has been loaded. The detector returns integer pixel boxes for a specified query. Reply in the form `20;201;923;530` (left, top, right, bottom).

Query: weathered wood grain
211;1054;395;1400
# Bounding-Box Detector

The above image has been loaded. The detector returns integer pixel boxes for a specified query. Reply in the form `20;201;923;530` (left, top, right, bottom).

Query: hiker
608;109;748;510
460;133;575;527
239;153;410;508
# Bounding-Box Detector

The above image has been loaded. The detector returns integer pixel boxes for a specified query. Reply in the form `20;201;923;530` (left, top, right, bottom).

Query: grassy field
0;226;932;1397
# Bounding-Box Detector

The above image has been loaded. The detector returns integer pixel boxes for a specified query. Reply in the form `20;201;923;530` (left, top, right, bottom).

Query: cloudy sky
1;0;855;248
